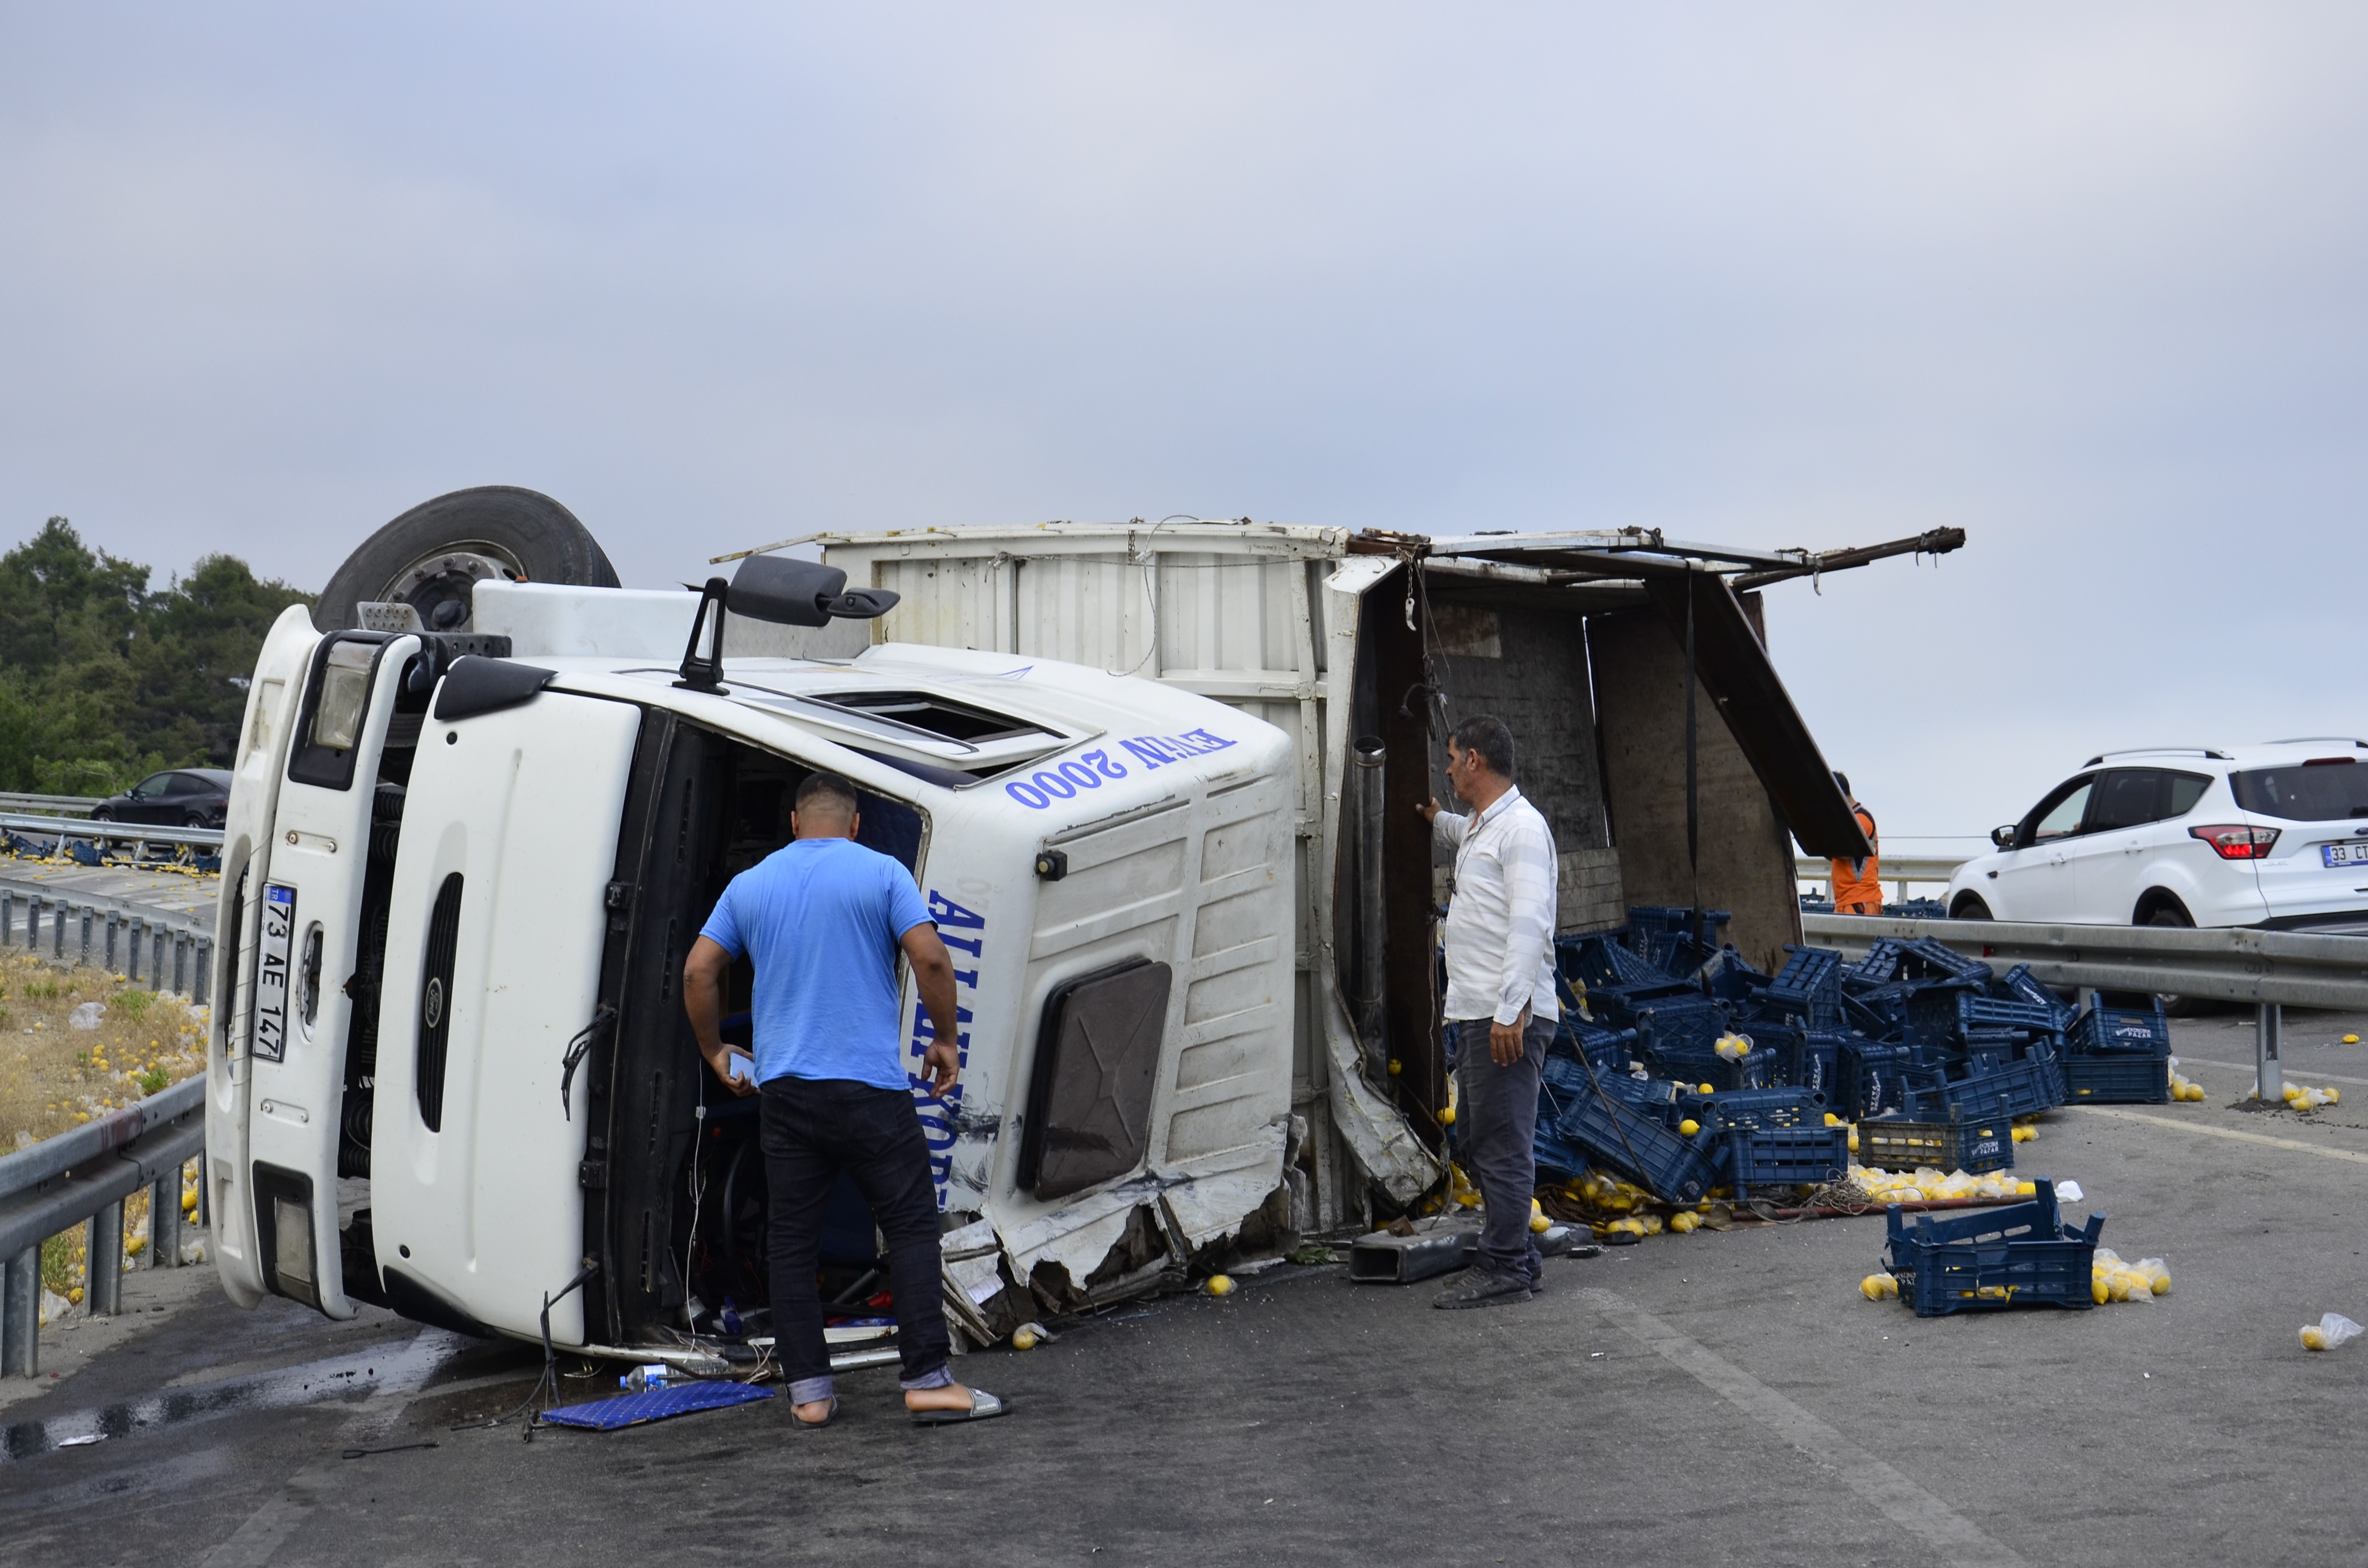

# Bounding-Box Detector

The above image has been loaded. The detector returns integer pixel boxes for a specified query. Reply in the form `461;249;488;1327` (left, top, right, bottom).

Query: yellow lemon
2303;1324;2329;1350
1679;1119;1701;1137
2093;1277;2110;1305
1860;1274;1887;1301
2346;1035;2361;1045
181;1190;198;1213
2149;1273;2170;1297
2328;1088;2343;1105
1529;1213;1551;1234
1824;1112;1842;1127
69;1287;83;1305
1387;1058;1402;1075
1012;1327;1039;1351
1205;1274;1236;1297
1699;1083;1715;1094
1438;1105;1455;1125
1848;1133;1859;1152
2017;1181;2037;1196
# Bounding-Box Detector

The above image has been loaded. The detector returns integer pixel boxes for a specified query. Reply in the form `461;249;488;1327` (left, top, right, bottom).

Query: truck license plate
254;883;296;1063
2323;842;2368;869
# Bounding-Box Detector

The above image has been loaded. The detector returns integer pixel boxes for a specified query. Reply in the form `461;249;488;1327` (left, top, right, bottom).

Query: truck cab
205;571;1295;1356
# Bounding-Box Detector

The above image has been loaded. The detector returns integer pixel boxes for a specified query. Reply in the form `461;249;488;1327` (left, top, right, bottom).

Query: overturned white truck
207;489;1952;1358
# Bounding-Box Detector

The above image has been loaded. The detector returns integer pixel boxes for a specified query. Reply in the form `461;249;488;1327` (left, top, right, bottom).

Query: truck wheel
314;486;619;634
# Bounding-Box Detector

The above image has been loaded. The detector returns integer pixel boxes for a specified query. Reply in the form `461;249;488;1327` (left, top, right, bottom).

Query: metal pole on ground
88;1201;123;1315
2257;1002;2284;1102
1;1247;36;1377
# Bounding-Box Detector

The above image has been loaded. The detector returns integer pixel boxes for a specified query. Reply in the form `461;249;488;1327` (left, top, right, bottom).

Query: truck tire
314;486;620;634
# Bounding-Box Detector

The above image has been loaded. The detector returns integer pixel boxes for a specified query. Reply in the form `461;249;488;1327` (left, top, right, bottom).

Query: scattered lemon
182;1190;198;1213
1529;1213;1551;1234
1205;1274;1236;1297
2094;1278;2110;1305
1679;1118;1701;1137
1669;1212;1699;1234
68;1287;83;1305
2017;1181;2037;1196
1387;1058;1402;1076
1699;1083;1715;1095
1012;1327;1039;1350
2303;1324;2330;1350
2329;1088;2343;1105
2346;1035;2360;1045
1824;1112;1841;1127
1438;1105;1455;1125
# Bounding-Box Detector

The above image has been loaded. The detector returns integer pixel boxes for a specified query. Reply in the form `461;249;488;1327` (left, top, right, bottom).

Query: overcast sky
3;5;2360;841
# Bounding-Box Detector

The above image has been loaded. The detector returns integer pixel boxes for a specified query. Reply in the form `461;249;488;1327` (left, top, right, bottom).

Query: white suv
1944;741;2368;934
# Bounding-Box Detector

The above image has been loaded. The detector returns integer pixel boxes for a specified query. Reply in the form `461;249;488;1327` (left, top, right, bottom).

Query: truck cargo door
367;686;641;1345
241;629;421;1319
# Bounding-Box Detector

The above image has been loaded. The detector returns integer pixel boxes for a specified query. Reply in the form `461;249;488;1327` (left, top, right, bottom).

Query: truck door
366;684;641;1346
240;629;422;1318
207;605;323;1311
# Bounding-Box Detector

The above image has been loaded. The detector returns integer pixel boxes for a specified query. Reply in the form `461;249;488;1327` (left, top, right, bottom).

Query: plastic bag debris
2282;1083;2341;1109
2056;1180;2084;1204
68;1001;105;1030
2301;1312;2363;1351
2089;1248;2171;1304
1860;1273;1900;1300
1712;1033;1753;1062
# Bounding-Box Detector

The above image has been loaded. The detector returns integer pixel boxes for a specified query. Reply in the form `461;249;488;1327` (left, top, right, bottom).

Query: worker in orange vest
1829;771;1883;915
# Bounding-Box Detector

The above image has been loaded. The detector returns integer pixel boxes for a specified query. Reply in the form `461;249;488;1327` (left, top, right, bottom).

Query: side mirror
727;555;901;628
1991;824;2018;849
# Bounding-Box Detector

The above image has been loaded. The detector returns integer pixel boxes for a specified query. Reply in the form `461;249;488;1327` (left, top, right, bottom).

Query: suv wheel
1950;894;1993;921
2145;903;2216;1016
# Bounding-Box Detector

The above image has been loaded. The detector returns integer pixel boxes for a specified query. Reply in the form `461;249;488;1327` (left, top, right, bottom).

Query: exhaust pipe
1352;738;1388;1067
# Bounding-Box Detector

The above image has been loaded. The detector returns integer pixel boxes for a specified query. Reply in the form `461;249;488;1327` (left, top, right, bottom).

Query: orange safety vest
1830;805;1882;914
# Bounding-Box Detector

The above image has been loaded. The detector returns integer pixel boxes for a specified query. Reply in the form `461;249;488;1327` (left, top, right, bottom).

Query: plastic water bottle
621;1363;670;1393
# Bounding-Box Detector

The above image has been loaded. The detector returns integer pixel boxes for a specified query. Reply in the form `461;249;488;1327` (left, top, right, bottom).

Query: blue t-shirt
698;838;933;1091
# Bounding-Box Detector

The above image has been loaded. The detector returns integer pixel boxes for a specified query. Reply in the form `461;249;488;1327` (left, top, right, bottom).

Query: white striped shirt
1433;785;1560;1026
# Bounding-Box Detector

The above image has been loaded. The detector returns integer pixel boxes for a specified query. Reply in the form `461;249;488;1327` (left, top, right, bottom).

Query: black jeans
760;1076;950;1402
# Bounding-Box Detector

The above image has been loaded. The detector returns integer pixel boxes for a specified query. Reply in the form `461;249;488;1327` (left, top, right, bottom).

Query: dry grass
0;948;207;1149
0;949;208;1306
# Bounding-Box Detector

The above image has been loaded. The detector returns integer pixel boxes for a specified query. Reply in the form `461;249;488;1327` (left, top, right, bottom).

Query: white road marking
2072;1105;2368;1167
1577;1287;2028;1568
196;1328;461;1568
2172;1055;2368;1089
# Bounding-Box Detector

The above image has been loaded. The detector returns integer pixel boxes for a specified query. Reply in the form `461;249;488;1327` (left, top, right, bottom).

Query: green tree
0;518;313;795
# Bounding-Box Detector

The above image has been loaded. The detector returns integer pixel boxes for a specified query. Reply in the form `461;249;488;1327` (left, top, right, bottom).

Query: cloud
0;3;2361;832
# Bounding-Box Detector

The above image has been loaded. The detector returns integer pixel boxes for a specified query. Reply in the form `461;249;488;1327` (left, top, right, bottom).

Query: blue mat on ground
541;1381;774;1431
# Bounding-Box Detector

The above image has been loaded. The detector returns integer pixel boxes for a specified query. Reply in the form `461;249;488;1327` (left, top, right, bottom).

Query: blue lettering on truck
911;890;986;1206
1001;730;1233;809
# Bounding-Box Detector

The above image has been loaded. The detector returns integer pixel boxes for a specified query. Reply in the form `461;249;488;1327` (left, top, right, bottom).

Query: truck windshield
2231;761;2368;822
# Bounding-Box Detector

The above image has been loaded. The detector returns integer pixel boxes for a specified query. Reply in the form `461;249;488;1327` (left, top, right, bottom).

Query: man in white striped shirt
1418;714;1559;1309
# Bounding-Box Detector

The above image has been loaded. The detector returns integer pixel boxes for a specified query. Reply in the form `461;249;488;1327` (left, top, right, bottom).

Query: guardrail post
153;927;168;991
172;931;187;996
79;905;93;968
88;1200;123;1315
2257;1002;2284;1102
53;901;68;961
126;918;144;983
150;1174;176;1268
195;936;213;1006
0;889;11;946
26;896;41;955
1;1246;36;1377
105;910;119;974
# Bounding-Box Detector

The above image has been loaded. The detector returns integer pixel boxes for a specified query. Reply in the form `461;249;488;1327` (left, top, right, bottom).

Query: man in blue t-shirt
684;771;1007;1428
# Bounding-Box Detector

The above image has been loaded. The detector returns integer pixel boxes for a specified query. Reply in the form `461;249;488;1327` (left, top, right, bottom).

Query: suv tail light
2189;824;2280;860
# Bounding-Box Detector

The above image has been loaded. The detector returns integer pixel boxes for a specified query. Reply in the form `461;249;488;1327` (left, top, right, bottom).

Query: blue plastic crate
1554;1078;1722;1204
1838;1040;1913;1119
1633;995;1727;1058
1723;1124;1850;1199
1857;1110;2015;1175
1647;1044;1773;1095
1788;1030;1848;1101
2068;1003;2172;1056
2066;1052;2171;1104
1902;1051;2066;1123
1675;1084;1823;1133
1882;1179;2103;1317
1897;937;1992;982
1842;938;1908;987
1556;931;1682;994
1998;964;2075;1024
1762;945;1846;1026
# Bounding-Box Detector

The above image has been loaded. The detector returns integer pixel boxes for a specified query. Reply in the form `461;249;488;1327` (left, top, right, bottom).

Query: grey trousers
1452;1014;1555;1280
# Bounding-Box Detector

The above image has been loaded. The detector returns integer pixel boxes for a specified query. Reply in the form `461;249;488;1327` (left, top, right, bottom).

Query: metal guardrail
0;884;213;998
1801;913;2368;1011
0;812;223;851
0;1075;208;1377
0;793;103;817
1794;854;1969;892
1803;912;2368;1103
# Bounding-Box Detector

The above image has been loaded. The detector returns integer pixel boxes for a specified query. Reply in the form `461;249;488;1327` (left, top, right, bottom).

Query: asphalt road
7;1006;2368;1568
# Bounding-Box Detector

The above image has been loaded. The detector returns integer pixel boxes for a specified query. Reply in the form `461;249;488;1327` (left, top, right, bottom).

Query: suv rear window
2232;760;2368;822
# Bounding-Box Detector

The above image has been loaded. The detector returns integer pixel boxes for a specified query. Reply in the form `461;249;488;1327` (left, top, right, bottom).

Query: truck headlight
312;640;376;752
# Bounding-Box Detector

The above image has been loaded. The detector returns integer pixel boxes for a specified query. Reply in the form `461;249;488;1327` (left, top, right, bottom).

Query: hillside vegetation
0;518;314;795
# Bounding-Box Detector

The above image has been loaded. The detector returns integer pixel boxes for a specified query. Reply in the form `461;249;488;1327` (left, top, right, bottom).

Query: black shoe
1431;1265;1533;1310
1528;1269;1548;1296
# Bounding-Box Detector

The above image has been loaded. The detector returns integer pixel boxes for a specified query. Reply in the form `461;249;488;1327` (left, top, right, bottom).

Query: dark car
91;769;233;827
